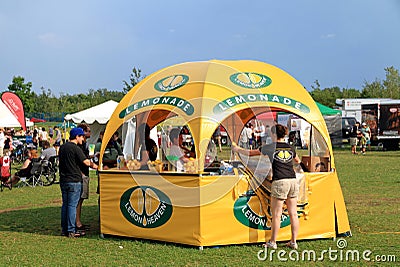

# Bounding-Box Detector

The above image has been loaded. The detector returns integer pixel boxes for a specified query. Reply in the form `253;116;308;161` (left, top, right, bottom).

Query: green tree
7;76;35;113
309;80;324;103
34;87;59;113
383;66;400;99
361;66;400;98
58;93;77;114
123;67;143;94
309;80;362;107
361;79;384;98
342;88;361;98
310;79;321;91
88;88;124;105
310;80;343;107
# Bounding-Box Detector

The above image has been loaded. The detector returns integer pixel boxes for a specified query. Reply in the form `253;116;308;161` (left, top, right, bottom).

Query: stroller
0;155;11;191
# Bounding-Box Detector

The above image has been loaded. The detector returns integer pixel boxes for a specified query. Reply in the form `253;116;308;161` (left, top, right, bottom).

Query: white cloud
321;33;336;39
37;32;64;47
233;33;247;39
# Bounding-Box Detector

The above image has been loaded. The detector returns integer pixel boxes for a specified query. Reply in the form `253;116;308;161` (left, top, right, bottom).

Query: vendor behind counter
94;137;123;169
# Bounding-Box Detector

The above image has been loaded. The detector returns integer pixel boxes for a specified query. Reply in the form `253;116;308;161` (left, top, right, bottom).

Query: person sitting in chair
41;140;57;161
2;149;40;188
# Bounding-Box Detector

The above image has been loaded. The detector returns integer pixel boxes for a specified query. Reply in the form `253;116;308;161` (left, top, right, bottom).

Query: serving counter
98;168;344;247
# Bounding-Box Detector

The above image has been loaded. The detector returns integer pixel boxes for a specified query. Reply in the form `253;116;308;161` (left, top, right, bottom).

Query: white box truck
336;98;392;123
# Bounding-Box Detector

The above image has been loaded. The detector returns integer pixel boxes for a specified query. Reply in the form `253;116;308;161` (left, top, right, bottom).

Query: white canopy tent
64;100;119;145
0;101;20;127
0;101;33;129
64;100;157;157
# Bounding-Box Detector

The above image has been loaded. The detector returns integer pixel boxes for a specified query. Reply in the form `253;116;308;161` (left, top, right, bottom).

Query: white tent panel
122;119;159;160
64;100;118;124
64;100;119;144
122;119;135;158
0;101;21;127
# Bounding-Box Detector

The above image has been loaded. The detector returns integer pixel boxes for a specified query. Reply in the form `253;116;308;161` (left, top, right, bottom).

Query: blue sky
1;0;399;96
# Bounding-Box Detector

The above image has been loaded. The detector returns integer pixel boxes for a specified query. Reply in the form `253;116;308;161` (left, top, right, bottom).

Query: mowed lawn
0;148;399;266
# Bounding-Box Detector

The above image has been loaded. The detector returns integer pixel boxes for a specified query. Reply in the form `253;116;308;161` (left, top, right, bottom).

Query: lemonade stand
98;60;351;247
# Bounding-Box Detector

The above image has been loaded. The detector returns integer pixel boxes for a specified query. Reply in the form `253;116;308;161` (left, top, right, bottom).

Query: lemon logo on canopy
230;72;272;89
233;191;291;230
120;186;173;228
154;74;189;92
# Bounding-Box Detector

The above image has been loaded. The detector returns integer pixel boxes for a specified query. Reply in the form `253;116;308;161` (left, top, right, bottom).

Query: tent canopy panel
0;101;21;128
101;60;333;170
64;100;118;124
64;100;119;144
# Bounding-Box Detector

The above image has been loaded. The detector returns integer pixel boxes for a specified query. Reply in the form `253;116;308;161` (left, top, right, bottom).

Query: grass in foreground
0;148;399;266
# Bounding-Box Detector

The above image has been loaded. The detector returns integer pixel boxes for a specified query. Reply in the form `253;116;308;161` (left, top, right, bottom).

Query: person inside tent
137;123;158;170
94;131;123;169
168;127;190;172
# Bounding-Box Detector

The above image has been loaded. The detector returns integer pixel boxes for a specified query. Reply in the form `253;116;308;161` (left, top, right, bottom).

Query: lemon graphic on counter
120;186;173;228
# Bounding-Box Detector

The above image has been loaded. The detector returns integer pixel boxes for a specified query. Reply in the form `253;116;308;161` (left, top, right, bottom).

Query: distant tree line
1;66;399;118
1;67;142;119
310;66;400;107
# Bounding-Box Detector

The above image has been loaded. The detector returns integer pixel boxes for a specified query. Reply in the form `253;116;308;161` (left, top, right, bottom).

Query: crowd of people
0;126;63;156
239;121;272;149
0;126;62;189
0;124;101;239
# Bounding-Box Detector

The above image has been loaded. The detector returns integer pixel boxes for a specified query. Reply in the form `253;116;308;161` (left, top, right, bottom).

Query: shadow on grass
0;204;201;248
0;205;100;238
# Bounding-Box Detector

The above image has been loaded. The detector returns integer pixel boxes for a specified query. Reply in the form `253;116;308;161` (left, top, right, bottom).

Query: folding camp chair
0;155;11;191
17;158;43;187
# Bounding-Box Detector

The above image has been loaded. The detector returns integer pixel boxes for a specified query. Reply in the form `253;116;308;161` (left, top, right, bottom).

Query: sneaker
263;240;277;249
286;241;298;250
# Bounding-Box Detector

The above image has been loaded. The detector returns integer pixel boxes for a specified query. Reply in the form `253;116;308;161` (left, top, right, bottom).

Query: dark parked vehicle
342;117;357;140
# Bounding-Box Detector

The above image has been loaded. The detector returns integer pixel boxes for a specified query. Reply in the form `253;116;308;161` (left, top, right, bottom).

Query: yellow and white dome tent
98;60;351;247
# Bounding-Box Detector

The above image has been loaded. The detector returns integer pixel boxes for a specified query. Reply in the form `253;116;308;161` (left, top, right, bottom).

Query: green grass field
1;148;399;266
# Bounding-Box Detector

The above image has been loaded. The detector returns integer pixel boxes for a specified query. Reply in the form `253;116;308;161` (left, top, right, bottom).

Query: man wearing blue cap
59;127;98;238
